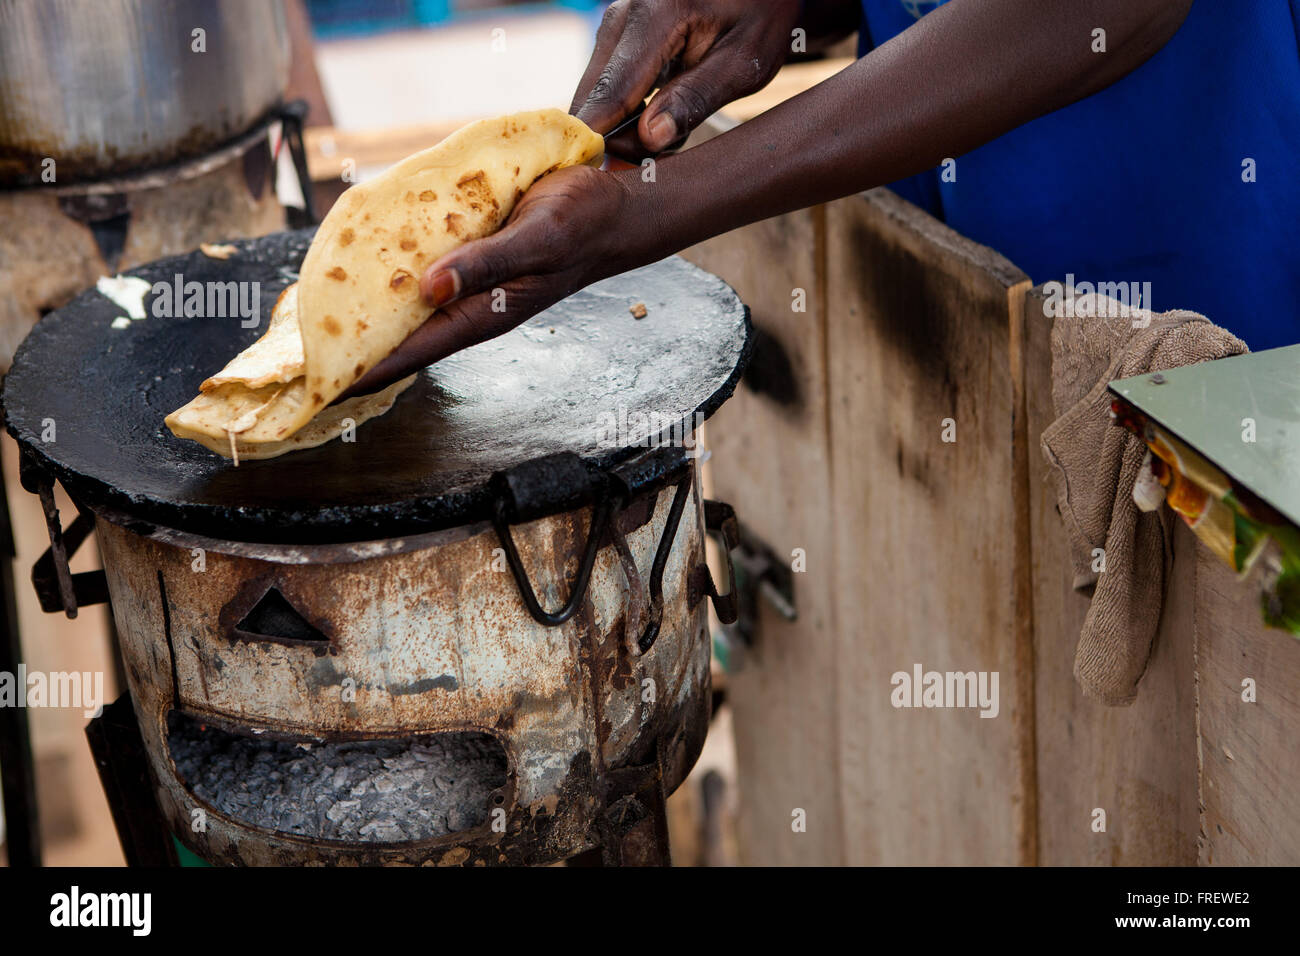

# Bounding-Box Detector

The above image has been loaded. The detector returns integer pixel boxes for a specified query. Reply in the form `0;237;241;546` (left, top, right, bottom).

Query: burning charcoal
325;799;361;824
168;717;506;843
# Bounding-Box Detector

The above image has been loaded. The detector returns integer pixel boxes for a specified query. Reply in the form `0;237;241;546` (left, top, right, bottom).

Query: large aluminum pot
0;0;289;187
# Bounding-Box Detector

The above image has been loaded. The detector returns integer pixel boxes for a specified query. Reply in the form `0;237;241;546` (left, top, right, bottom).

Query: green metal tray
1108;345;1300;527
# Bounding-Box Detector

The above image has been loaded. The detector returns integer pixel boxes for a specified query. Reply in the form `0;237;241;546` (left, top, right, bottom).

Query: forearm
633;0;1193;258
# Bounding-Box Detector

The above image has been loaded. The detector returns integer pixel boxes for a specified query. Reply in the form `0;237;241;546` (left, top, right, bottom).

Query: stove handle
18;453;109;618
702;500;740;627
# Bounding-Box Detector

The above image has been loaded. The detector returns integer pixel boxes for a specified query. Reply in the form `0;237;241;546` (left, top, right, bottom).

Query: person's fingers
340;278;566;399
417;209;565;308
574;0;686;134
639;37;773;151
569;0;633;122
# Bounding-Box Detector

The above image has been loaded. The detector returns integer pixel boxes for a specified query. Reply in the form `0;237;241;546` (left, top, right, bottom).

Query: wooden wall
684;148;1300;865
685;184;1035;865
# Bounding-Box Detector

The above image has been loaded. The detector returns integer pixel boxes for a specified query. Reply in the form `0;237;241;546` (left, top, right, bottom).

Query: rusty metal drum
94;460;718;865
4;232;751;865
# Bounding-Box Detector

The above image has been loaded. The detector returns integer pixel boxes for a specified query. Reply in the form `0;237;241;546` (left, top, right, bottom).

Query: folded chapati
165;108;605;461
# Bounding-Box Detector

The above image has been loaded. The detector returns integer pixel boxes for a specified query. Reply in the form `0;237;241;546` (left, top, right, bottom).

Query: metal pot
0;0;289;187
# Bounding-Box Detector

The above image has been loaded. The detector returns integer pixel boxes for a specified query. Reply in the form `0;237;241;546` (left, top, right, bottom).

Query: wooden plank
823;188;1033;864
682;204;843;865
1024;287;1201;865
1196;548;1300;864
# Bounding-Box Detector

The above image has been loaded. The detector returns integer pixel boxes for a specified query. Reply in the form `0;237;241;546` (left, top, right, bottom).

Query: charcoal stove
2;230;751;866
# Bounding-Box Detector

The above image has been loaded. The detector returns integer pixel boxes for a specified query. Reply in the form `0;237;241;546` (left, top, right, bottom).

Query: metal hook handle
702;500;740;626
492;493;618;627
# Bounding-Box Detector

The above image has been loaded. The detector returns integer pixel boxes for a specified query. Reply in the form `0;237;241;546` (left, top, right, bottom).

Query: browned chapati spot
322;315;342;336
311;392;323;403
339;227;355;246
399;238;417;251
444;212;463;235
419;189;436;201
354;363;365;376
326;266;347;281
389;269;415;291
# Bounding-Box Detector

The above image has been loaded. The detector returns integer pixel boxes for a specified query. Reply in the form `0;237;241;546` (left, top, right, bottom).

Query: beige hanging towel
1039;292;1247;705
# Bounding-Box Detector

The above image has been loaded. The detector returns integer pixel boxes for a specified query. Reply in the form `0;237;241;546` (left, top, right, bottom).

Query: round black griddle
3;230;751;544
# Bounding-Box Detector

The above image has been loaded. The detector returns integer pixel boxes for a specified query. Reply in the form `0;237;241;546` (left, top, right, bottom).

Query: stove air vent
234;587;329;646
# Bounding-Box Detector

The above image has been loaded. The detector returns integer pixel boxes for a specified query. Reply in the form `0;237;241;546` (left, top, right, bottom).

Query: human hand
573;0;803;157
343;163;656;397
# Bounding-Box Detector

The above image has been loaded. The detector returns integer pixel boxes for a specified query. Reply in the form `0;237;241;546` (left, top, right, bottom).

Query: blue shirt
857;0;1300;350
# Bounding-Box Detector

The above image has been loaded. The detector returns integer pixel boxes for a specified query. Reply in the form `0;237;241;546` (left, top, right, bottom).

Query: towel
1039;292;1247;705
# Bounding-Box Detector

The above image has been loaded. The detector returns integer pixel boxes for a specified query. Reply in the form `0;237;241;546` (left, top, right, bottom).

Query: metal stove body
97;458;720;866
4;233;751;865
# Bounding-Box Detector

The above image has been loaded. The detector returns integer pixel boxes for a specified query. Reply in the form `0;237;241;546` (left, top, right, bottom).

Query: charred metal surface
4;231;752;544
95;467;712;866
492;452;598;523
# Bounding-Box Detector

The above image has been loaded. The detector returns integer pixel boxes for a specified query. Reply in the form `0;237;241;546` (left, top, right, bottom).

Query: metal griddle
3;230;751;544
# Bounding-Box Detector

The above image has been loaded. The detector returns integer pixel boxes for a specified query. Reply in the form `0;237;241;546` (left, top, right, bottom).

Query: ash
169;721;506;843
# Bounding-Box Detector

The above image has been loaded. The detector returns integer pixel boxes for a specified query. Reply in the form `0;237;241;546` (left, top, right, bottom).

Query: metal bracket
729;524;798;647
702;500;741;627
58;192;131;274
18;452;108;618
276;98;318;226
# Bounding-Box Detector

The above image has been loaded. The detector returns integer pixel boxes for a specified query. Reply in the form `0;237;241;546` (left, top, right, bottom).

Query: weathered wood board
675;119;1299;869
682;204;845;865
1196;549;1300;865
823;189;1033;865
1024;287;1201;865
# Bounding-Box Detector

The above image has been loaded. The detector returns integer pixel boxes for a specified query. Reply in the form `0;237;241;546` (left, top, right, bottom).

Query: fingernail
426;268;460;307
647;112;677;148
